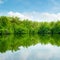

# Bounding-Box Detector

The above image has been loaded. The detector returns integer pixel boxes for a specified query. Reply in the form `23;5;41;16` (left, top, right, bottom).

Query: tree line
0;16;60;34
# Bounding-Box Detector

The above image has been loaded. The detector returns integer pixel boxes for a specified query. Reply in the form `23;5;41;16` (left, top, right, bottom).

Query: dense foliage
0;16;60;34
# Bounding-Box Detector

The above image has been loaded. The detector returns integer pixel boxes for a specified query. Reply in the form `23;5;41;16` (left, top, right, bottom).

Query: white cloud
8;11;60;22
8;11;30;20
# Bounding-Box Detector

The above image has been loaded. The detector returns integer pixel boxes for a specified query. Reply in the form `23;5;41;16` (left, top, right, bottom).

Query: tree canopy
0;16;60;34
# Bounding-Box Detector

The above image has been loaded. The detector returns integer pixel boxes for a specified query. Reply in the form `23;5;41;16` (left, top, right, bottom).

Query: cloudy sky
0;0;60;22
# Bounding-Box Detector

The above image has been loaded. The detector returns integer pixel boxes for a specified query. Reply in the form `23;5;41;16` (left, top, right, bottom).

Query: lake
0;34;60;60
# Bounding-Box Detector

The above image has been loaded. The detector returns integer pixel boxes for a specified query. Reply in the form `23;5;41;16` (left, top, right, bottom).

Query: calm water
0;34;60;60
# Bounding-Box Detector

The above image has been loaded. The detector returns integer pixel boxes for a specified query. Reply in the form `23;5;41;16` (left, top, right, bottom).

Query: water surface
0;34;60;60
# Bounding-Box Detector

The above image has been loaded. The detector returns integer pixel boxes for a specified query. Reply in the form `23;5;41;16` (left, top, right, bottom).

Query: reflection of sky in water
0;44;60;60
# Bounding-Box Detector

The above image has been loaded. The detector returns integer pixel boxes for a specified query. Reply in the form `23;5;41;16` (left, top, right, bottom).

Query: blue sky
0;0;60;13
0;0;60;21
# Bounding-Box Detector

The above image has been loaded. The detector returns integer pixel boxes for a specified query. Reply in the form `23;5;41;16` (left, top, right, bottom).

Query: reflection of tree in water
38;34;60;46
0;34;60;53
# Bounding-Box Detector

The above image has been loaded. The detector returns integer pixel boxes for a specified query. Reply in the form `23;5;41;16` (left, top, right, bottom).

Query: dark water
0;34;60;60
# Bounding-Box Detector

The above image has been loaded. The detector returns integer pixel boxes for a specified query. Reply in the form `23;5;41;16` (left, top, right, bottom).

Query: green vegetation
0;34;60;53
0;16;60;34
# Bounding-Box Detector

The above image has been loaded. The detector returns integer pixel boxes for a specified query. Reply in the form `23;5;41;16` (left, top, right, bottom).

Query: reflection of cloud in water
0;44;60;60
